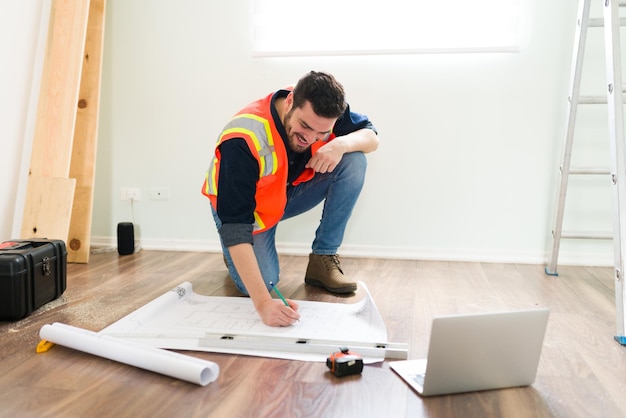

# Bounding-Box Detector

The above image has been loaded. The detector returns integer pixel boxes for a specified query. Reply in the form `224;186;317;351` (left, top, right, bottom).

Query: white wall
3;1;618;266
0;2;45;241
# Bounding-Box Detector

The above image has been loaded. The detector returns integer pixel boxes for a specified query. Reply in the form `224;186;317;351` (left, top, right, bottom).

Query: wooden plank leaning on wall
21;0;105;263
67;0;106;263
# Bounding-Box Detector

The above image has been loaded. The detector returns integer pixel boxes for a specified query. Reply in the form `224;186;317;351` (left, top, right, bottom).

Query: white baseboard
90;236;614;267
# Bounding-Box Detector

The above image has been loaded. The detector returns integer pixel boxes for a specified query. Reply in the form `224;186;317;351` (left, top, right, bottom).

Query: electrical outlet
121;188;141;201
150;187;170;201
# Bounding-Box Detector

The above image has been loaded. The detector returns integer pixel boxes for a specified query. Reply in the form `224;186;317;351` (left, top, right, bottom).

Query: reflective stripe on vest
221;113;278;177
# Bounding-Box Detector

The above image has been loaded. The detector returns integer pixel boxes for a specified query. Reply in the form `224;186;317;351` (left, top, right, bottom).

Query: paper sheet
39;322;219;386
100;281;389;363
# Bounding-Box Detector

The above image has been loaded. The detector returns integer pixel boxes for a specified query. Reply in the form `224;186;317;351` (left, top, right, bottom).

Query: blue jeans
212;151;367;295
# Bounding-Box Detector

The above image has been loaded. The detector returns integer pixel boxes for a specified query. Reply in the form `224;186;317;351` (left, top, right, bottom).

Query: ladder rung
567;167;610;175
559;231;613;240
578;93;626;104
588;17;626;27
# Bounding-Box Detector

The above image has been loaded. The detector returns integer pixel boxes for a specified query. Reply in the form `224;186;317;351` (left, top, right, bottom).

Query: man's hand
257;299;300;327
306;128;378;173
306;141;344;173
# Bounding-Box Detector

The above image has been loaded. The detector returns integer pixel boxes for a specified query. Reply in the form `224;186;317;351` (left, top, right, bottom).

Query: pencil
269;281;289;306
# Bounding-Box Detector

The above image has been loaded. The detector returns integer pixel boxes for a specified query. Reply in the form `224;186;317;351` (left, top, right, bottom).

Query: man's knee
339;151;367;177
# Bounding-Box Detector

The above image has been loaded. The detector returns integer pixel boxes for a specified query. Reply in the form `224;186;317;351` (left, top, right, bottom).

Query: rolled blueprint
39;322;219;386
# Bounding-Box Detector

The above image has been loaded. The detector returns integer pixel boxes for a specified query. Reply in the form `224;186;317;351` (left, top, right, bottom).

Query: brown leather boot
304;254;357;294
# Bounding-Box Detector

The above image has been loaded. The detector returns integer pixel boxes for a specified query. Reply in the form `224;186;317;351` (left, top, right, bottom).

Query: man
202;71;378;327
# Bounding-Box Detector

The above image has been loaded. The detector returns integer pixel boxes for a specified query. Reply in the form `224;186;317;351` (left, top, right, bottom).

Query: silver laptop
389;308;549;396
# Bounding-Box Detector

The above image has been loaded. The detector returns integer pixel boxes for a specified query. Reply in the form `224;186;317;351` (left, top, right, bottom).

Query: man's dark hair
292;71;347;119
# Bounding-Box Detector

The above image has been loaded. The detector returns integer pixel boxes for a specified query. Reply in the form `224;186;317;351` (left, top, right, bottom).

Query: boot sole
304;277;357;294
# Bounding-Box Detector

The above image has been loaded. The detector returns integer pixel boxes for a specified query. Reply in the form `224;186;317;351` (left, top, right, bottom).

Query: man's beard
284;109;308;153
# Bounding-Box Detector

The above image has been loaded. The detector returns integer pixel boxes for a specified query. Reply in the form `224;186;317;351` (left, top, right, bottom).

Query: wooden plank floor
1;250;625;417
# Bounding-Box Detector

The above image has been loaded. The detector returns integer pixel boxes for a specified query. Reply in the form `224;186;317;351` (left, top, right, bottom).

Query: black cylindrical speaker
117;222;134;256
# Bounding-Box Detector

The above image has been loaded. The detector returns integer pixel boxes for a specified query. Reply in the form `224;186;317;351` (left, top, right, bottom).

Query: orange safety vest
201;91;333;234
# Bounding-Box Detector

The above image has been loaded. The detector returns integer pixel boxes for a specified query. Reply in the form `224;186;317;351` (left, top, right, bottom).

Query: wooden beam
29;0;90;178
20;177;76;241
21;0;94;249
67;0;106;263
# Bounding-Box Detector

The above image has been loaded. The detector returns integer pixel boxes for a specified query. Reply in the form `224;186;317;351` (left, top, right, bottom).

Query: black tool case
0;239;67;320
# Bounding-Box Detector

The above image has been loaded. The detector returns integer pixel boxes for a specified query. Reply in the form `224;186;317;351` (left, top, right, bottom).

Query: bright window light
251;0;521;57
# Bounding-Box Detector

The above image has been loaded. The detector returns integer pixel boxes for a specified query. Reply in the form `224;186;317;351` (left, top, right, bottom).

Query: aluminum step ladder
546;0;626;345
